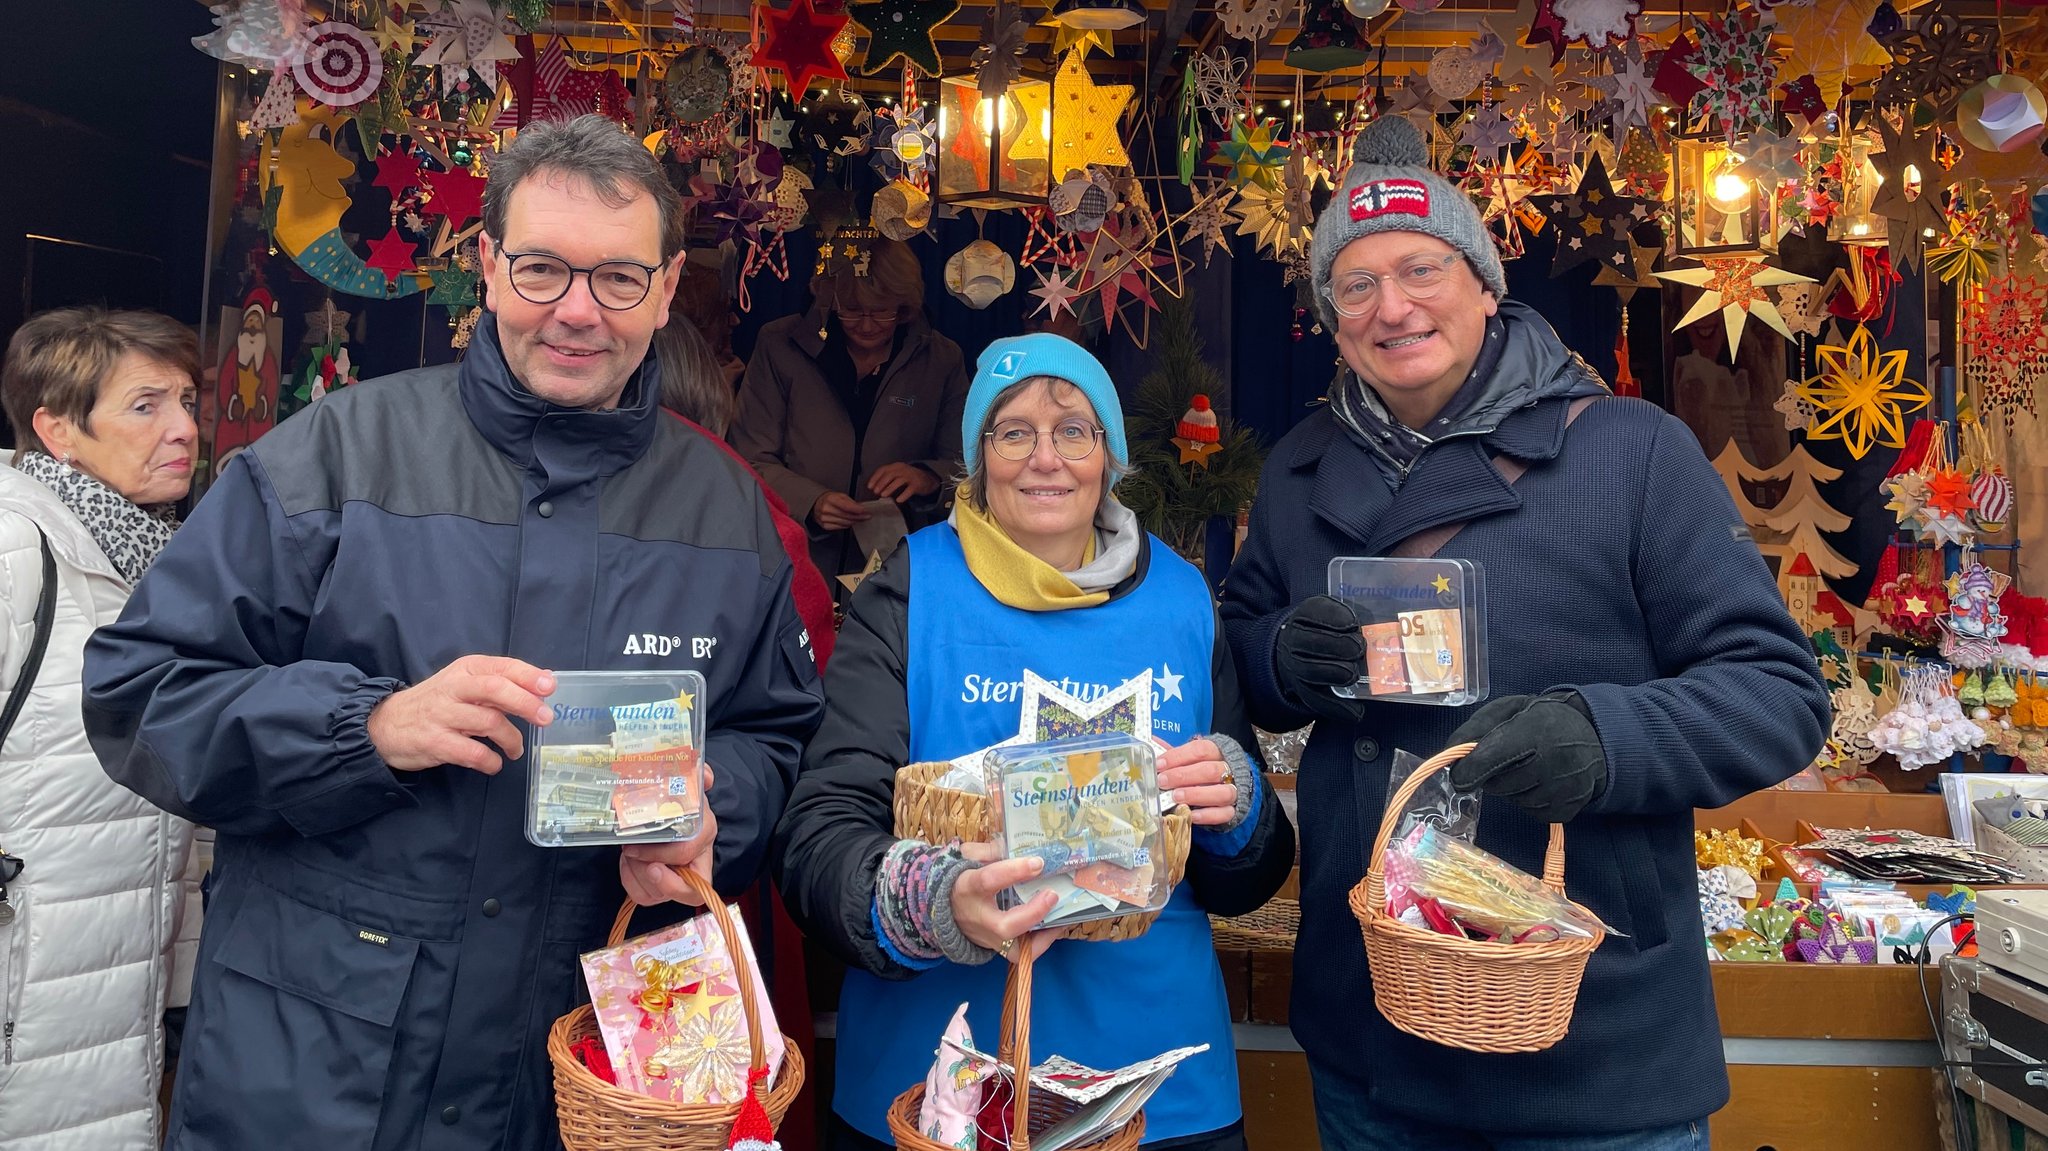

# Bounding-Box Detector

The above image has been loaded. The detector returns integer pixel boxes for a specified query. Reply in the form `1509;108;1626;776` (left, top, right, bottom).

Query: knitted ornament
726;1066;781;1151
1176;395;1221;442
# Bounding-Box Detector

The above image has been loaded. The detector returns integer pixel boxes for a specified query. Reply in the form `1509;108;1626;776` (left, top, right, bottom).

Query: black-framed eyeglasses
1322;251;1464;320
499;250;663;310
984;418;1105;462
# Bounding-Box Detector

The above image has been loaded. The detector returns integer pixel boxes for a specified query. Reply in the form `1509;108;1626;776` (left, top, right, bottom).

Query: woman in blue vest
774;332;1295;1151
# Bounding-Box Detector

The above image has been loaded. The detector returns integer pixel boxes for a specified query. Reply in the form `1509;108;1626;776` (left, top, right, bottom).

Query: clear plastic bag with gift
1380;749;1616;944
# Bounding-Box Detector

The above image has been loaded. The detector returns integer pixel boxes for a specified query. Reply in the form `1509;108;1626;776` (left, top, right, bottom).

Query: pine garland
1116;299;1265;563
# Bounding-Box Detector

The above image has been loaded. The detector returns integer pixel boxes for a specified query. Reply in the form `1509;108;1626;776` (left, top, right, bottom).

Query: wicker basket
1209;898;1300;951
894;760;1191;944
1346;743;1603;1054
550;871;807;1150
885;947;1145;1151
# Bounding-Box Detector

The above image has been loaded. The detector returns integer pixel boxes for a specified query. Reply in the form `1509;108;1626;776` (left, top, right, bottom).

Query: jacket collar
1290;302;1609;551
458;315;658;478
0;464;123;585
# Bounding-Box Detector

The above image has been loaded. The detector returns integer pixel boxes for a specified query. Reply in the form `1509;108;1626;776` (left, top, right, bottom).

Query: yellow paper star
1052;24;1113;60
1656;257;1816;350
1795;326;1932;458
1772;0;1924;109
1904;594;1930;616
373;9;416;57
1431;574;1452;594
1046;50;1133;170
671;977;737;1029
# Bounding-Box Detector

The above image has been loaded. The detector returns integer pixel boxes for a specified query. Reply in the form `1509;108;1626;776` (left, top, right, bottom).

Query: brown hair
809;236;924;318
3;307;201;455
652;319;736;436
482;114;687;261
964;376;1123;510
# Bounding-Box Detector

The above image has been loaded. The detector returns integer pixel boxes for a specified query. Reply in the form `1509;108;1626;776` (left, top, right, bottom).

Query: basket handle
605;869;769;1082
997;947;1037;1151
1360;743;1568;928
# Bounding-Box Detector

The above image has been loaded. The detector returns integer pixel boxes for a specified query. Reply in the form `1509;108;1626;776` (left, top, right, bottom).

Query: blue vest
832;523;1241;1143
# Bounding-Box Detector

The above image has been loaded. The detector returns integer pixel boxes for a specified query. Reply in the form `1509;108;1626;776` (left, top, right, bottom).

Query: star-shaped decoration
1593;236;1663;300
1485;0;1560;84
1390;73;1452;116
1590;41;1660;131
373;148;422;196
1460;105;1517;156
1468;27;1507;69
1924;468;1976;517
302;298;353;347
1049;50;1135;170
1028;267;1082;319
1874;6;1997;118
849;0;958;76
364;228;419;285
1772;0;1906;110
422;167;486;227
1776;378;1818;429
1051;22;1114;59
1922;514;1975;548
1531;153;1651;276
1883;472;1930;523
1526;0;1574;63
1868;111;1947;268
760;107;796;149
755;0;852;98
1774;282;1829;336
1178;184;1236;267
1738;127;1806;189
1430;574;1453;594
1230;180;1308;257
971;1;1030;101
1657;256;1816;348
1795;324;1931;458
1210;117;1289;191
372;9;416;57
413;0;521;96
1652;35;1709;108
669;979;737;1029
1688;9;1779;132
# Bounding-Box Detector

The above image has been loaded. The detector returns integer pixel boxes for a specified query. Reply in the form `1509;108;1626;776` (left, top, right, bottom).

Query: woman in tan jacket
730;237;969;581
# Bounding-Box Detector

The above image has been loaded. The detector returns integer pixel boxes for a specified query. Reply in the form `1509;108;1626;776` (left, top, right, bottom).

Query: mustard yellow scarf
951;488;1105;612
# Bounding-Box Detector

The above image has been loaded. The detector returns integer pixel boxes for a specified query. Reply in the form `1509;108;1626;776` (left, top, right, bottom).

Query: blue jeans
1311;1074;1706;1150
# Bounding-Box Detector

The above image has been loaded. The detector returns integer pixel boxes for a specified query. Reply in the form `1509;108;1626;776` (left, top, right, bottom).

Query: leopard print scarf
14;450;179;584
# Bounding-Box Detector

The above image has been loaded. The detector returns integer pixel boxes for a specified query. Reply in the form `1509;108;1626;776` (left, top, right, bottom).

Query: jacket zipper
2;891;27;1064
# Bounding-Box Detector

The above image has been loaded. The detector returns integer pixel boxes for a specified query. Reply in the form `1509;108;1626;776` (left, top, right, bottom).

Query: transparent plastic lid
1327;556;1489;706
526;670;707;848
984;733;1170;928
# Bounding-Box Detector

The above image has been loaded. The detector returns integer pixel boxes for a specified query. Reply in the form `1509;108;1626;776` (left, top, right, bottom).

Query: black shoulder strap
1390;395;1601;560
0;529;58;752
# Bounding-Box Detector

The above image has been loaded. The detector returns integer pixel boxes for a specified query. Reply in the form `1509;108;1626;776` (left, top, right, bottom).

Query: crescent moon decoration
262;100;426;299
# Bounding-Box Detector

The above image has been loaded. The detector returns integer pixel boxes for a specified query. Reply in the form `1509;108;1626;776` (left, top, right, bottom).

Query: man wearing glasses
83;116;825;1150
1220;116;1827;1148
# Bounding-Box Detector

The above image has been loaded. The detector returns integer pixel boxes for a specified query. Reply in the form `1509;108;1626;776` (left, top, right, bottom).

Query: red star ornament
1527;0;1573;63
422;167;487;227
364;228;419;284
373;149;422;196
1652;36;1708;107
755;0;851;100
1925;469;1977;518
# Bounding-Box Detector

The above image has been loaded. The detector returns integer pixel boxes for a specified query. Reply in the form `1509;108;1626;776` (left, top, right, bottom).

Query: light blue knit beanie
961;333;1127;474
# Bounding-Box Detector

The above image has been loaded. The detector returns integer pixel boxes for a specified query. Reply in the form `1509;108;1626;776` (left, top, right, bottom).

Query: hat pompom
1352;115;1427;167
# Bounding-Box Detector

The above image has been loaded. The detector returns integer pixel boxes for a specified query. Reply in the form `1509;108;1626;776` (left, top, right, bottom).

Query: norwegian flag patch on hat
1348;178;1430;221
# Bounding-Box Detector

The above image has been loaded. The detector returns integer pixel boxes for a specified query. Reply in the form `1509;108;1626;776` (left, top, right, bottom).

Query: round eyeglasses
984;418;1105;462
1322;252;1465;320
500;250;662;311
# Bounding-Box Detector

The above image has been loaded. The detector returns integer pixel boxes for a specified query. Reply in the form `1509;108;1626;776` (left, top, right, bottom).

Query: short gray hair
483;115;686;260
963;375;1126;511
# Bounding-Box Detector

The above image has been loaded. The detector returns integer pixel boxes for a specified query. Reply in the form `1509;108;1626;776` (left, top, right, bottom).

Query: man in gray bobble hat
1219;115;1830;1147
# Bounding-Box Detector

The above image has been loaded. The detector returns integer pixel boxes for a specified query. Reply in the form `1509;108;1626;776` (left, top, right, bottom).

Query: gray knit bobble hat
1308;115;1508;328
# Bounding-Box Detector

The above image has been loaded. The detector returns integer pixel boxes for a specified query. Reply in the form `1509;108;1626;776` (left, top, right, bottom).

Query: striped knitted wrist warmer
1210;732;1258;833
874;840;997;967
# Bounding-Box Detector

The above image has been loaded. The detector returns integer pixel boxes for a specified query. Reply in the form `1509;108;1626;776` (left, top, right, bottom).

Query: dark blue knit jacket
1220;303;1830;1135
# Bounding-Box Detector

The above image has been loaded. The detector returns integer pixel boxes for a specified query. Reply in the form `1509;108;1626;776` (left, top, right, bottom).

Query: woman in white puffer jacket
0;307;205;1150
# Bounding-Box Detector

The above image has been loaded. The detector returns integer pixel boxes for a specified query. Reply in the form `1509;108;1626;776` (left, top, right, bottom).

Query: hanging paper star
1051;23;1114;60
755;0;852;98
1028;268;1081;319
1868;111;1947;268
1589;40;1660;130
413;0;521;96
1925;214;2002;289
1049;50;1135;170
421;167;486;227
1485;0;1560;83
1525;0;1574;62
1179;185;1236;267
1796;325;1931;458
1390;73;1452;116
1874;7;1997;117
373;148;422;196
364;228;419;285
1230;180;1308;257
1547;0;1643;47
849;0;957;76
1964;275;2048;426
1460;105;1517;156
1593;236;1662;300
1531;153;1653;276
1775;282;1830;336
1211;117;1289;191
1657;256;1815;348
1652;35;1709;108
194;0;307;69
1687;9;1779;131
1773;0;1901;110
1776;379;1818;429
1739;127;1807;188
371;8;416;57
971;1;1030;101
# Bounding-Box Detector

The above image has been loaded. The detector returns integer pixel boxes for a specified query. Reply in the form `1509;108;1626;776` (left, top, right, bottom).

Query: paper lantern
1957;75;2048;153
935;70;1053;208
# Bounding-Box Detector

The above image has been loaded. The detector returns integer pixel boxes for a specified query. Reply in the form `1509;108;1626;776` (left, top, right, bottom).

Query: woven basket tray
1346;743;1603;1054
885;947;1145;1151
894;760;1191;944
1209;898;1300;951
550;873;807;1150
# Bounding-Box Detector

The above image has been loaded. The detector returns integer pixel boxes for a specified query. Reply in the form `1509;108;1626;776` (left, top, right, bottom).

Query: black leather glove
1446;691;1608;823
1273;595;1369;724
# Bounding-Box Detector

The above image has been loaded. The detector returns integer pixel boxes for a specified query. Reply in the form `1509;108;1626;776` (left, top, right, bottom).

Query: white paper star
1589;41;1659;131
1028;268;1081;320
948;669;1157;772
1775;379;1816;429
414;0;520;96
